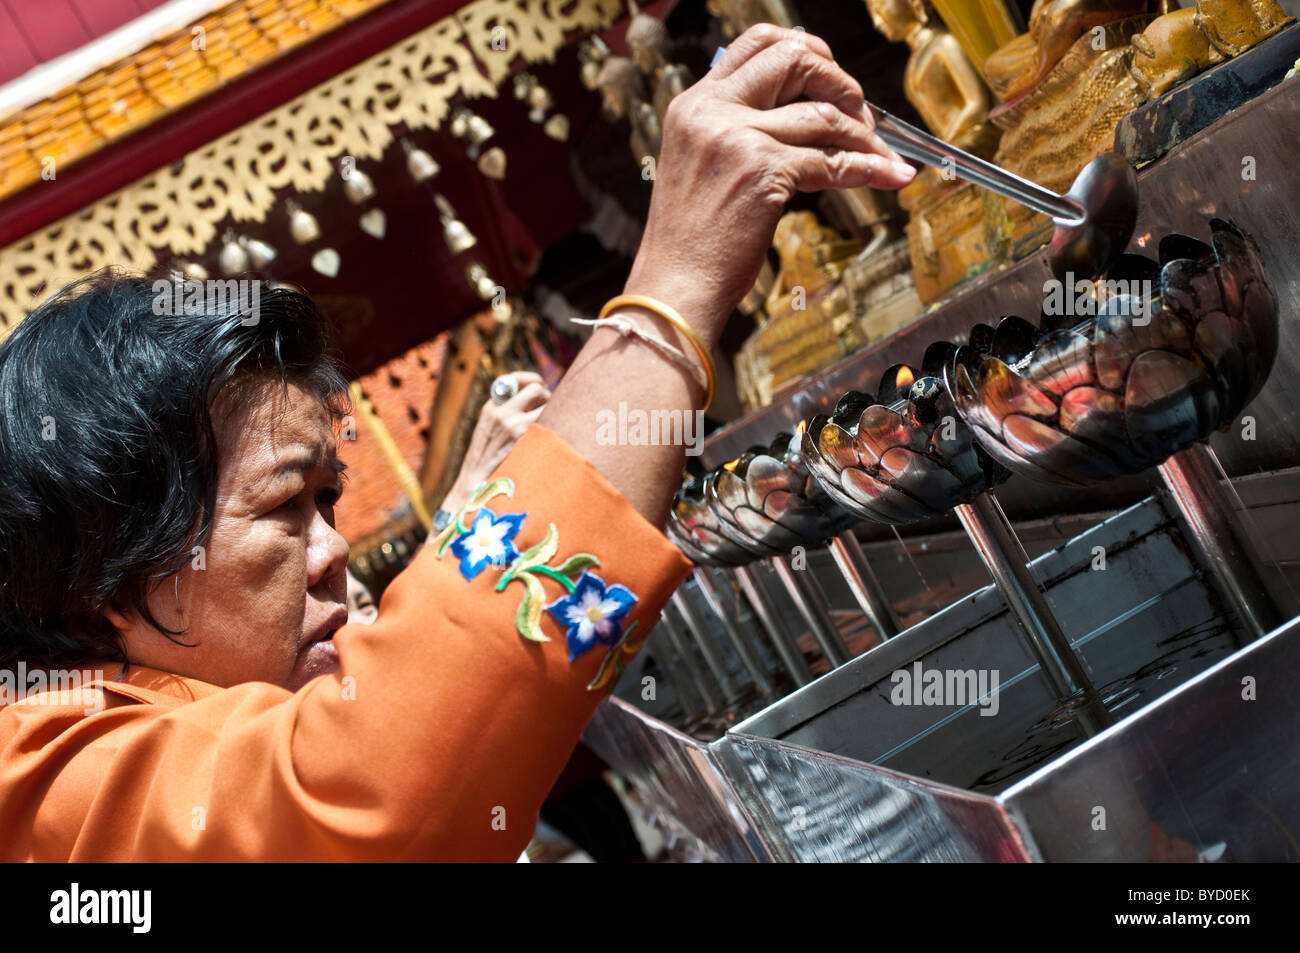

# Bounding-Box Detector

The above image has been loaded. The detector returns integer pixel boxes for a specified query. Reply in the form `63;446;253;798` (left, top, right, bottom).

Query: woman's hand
625;24;916;346
439;372;551;518
541;25;913;526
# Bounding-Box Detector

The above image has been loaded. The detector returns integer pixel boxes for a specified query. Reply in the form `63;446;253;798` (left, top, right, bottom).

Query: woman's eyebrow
269;449;347;480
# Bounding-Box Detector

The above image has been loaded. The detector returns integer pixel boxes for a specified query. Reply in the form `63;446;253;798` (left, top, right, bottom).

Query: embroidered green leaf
515;572;550;643
436;478;516;557
514;523;558;574
555;553;600;577
586;619;641;692
470;478;514;509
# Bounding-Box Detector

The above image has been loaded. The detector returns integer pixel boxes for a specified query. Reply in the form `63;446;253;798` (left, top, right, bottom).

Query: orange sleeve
0;424;693;860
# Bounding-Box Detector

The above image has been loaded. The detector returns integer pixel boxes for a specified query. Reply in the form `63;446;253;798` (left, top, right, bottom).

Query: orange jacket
0;425;693;860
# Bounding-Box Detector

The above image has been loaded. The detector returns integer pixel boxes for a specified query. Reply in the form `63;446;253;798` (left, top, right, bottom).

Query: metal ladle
867;106;1138;279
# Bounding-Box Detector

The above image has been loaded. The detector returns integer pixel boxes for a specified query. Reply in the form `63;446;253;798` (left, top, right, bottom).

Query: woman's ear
101;598;133;634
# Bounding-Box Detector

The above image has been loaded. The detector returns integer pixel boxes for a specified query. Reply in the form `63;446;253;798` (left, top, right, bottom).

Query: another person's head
0;271;352;690
345;569;378;626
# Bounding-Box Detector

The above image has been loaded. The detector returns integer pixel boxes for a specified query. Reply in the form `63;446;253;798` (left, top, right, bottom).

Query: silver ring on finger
490;374;519;405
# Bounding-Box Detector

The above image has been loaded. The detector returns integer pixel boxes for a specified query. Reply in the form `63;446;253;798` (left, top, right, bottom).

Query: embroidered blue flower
545;571;637;661
450;506;525;580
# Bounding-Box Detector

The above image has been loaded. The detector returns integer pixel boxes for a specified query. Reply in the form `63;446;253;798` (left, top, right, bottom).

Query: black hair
0;269;350;670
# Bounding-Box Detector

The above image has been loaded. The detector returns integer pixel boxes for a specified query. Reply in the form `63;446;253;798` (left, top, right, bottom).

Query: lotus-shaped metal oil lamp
945;219;1277;487
668;472;760;567
706;431;858;554
944;219;1287;641
802;360;1010;522
801;363;1105;726
704;431;902;661
669;473;815;686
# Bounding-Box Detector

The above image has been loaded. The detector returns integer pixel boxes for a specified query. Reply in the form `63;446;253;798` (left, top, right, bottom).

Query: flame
722;459;739;471
1134;231;1152;248
896;366;914;390
796;419;807;435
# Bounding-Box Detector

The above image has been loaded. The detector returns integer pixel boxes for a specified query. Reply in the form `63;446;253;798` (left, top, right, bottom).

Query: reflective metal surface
1158;444;1292;640
1002;610;1300;861
583;697;771;862
954;493;1106;728
946;220;1278;486
869;106;1138;281
802;363;1008;523
705;85;1300;526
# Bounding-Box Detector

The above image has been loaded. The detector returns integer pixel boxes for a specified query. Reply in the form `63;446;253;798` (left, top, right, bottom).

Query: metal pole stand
670;589;745;707
954;492;1110;736
1157;443;1291;642
771;555;853;668
734;564;814;687
828;531;902;643
692;568;776;698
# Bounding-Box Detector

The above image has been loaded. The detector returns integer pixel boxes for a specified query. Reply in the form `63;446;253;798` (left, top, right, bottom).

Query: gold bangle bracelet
598;294;716;411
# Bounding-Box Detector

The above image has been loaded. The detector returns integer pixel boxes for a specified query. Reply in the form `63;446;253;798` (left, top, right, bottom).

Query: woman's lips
310;606;350;644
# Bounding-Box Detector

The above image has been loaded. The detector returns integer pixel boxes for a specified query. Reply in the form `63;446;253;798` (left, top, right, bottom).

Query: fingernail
892;160;916;180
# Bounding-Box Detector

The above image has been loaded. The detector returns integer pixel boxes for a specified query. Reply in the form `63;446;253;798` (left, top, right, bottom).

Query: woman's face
110;374;351;691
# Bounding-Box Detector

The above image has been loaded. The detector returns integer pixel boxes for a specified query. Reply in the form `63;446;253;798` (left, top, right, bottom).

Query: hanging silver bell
403;139;440;183
466;262;498;301
181;260;209;282
436;195;477;255
342;166;376;205
527;84;553;123
219;231;250;275
465;114;495;159
240;235;278;270
288;202;321;245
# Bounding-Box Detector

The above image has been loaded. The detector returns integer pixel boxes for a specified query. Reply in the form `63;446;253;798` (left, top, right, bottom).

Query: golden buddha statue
1128;0;1292;97
864;0;995;150
626;11;694;122
595;56;663;159
737;210;866;405
984;0;1152;102
706;0;798;37
594;56;645;122
863;0;1004;303
1128;6;1225;98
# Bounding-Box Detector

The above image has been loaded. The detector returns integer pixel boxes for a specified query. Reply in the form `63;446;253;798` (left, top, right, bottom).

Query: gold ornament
544;114;570;141
477;147;507;180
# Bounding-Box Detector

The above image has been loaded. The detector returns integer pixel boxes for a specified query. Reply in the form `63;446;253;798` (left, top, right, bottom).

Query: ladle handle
868;104;1085;225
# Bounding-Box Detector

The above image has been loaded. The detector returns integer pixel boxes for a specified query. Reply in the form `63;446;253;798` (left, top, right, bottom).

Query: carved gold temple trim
0;0;399;204
0;0;622;337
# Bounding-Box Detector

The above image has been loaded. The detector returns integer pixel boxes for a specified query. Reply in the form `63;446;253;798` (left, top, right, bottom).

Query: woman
0;26;913;861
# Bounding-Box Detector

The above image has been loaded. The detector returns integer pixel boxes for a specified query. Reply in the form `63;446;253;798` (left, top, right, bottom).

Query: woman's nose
307;511;351;592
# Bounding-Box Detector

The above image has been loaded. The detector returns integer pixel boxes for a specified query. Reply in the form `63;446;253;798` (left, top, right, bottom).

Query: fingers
783;146;916;195
709;24;833;80
719;36;864;117
510;380;550;413
752;100;900;164
505;370;544;388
